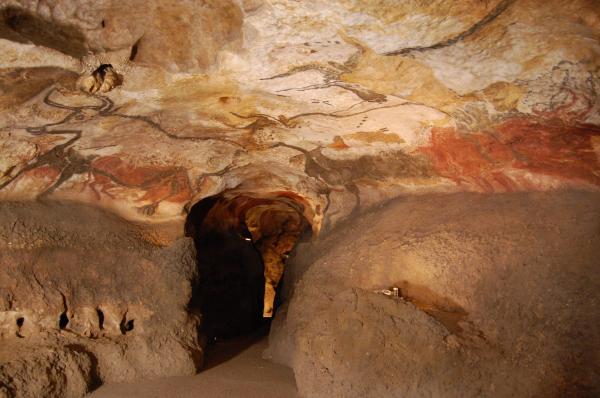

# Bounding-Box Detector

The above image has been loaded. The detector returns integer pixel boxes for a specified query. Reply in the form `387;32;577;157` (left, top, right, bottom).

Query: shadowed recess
0;6;88;58
185;193;309;341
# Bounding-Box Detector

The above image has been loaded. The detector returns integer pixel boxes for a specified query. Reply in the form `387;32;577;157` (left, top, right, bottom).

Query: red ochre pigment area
90;156;192;203
420;116;600;192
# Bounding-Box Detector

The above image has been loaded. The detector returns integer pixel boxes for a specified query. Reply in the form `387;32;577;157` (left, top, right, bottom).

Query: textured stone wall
0;202;201;397
0;0;597;237
268;191;600;397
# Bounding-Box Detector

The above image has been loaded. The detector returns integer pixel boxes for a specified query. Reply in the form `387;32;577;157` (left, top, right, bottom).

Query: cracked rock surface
0;202;201;397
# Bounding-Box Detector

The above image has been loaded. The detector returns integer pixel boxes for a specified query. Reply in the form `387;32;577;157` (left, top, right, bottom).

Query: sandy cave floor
87;333;299;398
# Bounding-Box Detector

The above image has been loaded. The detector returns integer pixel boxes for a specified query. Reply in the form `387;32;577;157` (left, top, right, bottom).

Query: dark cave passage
186;196;266;340
192;223;267;340
185;193;309;343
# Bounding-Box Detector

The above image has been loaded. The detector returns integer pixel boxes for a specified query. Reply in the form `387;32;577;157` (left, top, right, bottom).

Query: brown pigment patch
345;130;405;144
394;281;468;334
328;136;350;150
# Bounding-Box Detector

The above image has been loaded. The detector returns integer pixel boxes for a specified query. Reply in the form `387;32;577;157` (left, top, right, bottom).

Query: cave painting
420;116;600;192
1;0;600;395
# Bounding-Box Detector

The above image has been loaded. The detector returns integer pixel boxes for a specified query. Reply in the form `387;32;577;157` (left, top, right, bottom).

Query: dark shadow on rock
65;344;102;392
0;7;88;58
186;195;267;343
202;323;271;371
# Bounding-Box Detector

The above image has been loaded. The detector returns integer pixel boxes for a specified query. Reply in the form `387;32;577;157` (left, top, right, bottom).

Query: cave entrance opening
185;193;309;363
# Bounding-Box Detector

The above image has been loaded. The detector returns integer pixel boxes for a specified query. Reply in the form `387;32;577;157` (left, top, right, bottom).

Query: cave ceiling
0;0;598;241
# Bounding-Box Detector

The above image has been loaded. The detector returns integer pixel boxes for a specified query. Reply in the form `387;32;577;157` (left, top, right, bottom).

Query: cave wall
0;0;598;238
268;191;600;397
0;0;598;396
0;201;201;397
0;0;243;72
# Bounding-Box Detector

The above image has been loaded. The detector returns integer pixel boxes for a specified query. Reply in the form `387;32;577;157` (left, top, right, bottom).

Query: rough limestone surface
0;202;201;397
268;191;600;397
0;0;599;396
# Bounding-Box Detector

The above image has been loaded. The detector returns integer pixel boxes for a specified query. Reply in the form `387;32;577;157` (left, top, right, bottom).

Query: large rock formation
0;0;243;72
0;0;598;396
0;201;200;397
268;191;600;397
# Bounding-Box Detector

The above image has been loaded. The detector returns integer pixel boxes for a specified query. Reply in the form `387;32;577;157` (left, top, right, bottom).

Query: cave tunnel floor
88;334;299;398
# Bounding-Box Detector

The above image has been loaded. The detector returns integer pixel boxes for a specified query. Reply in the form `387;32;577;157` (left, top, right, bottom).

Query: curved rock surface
269;191;600;397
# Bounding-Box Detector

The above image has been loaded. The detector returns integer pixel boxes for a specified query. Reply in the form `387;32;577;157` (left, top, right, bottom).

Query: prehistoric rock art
0;0;598;396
